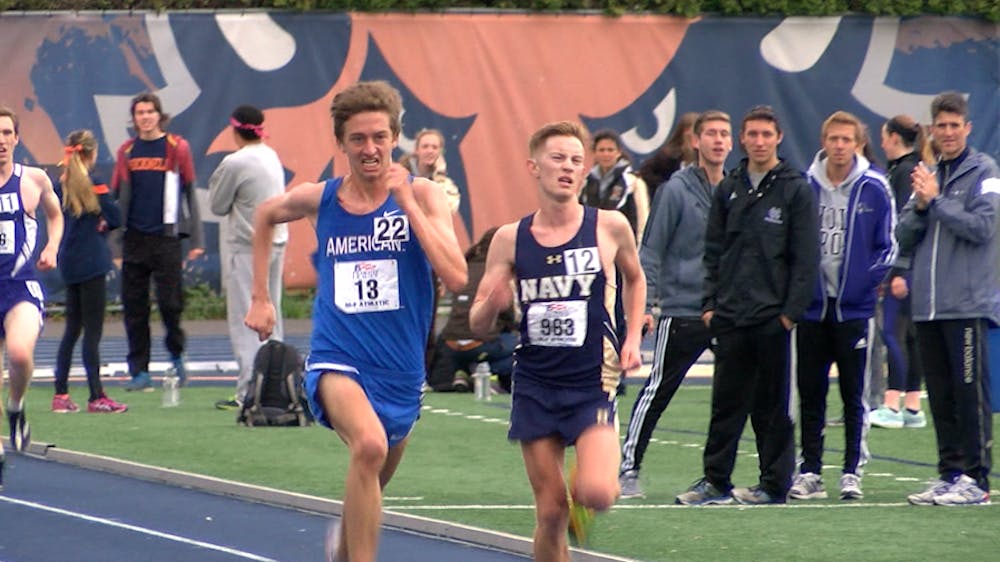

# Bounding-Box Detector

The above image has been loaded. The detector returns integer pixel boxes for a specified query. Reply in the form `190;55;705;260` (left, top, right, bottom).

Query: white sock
6;397;23;413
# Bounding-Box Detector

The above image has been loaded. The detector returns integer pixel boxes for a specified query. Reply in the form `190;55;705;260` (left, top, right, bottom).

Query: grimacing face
339;111;398;182
530;134;586;203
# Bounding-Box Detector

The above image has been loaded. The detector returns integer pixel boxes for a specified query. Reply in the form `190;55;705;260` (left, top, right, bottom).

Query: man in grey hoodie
898;92;1000;506
208;105;288;409
619;110;732;499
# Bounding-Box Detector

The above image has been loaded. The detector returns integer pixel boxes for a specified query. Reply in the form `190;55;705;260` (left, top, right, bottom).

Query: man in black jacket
676;105;819;505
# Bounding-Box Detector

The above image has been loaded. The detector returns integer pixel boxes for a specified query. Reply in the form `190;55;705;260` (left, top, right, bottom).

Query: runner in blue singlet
243;82;466;562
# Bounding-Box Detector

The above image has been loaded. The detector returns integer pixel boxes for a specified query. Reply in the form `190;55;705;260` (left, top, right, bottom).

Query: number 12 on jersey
563;247;600;275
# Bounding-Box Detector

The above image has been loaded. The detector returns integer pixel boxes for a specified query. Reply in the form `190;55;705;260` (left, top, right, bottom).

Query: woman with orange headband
53;129;128;414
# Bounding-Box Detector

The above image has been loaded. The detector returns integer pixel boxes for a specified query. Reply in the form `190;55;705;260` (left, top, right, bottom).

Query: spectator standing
618;110;732;499
899;92;1000;506
398;128;460;213
112;93;204;392
398;128;461;376
869;115;933;429
579;129;650;242
637;112;698;202
676;105;818;506
790;111;895;501
209;105;288;410
52;129;128;414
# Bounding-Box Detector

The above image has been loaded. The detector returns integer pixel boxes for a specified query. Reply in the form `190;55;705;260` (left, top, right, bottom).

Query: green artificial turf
16;383;1000;561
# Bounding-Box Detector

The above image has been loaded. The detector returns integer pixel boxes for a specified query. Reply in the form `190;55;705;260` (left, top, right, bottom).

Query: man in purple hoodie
791;110;895;502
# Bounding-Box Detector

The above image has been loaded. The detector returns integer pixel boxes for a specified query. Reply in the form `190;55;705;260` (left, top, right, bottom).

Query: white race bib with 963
0;220;13;255
526;300;587;347
334;259;400;313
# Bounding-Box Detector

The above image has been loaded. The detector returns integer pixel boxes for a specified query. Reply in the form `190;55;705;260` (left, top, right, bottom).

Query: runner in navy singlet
470;121;645;559
243;82;466;562
0;107;64;480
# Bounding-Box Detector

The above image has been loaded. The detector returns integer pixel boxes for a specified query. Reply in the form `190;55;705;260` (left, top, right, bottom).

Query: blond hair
61;129;100;218
528;121;589;157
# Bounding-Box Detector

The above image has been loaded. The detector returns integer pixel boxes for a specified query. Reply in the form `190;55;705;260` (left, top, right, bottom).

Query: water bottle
162;369;180;407
473;362;491;402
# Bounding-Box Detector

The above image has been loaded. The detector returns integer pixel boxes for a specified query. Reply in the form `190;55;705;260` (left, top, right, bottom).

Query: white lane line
0;495;278;561
383;501;978;510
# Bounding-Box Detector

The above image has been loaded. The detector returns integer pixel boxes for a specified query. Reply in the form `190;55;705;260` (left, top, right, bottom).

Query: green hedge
0;0;996;20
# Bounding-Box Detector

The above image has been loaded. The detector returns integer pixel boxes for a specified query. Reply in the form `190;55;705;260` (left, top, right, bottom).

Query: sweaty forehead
0;116;15;132
344;111;392;134
543;135;584;154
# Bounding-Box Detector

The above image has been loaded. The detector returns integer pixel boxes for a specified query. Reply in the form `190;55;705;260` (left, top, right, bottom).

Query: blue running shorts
303;361;422;448
508;377;617;445
0;280;44;339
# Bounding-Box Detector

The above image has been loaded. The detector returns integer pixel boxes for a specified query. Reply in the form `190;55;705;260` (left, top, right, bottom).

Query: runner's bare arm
386;164;467;291
34;168;62;271
604;210;645;371
245;181;323;340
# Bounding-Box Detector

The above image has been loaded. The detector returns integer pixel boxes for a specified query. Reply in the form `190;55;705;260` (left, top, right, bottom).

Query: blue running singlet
307;177;434;390
0;164;39;281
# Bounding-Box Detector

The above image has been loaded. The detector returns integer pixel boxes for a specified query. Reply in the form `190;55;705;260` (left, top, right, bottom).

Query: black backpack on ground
238;340;313;427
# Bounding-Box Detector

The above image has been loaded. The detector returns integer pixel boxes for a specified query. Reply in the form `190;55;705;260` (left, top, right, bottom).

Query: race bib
0;220;13;255
526;300;587;347
334;259;400;313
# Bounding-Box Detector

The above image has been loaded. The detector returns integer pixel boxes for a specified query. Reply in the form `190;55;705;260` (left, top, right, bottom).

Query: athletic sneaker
324;519;343;562
452;370;470;392
675;478;734;506
619;470;645;499
840;473;864;500
934;475;990;506
566;463;595;545
567;496;595;546
732;485;785;505
215;396;242;411
907;478;954;506
8;410;30;452
87;396;129;414
789;472;827;500
51;394;80;413
869;406;904;429
171;356;188;387
125;371;153;392
903;409;927;429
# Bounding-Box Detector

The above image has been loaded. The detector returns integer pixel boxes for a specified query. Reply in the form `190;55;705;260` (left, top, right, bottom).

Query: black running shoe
8;410;30;452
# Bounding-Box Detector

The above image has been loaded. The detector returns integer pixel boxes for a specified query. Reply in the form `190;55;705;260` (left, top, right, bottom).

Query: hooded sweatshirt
804;151;896;321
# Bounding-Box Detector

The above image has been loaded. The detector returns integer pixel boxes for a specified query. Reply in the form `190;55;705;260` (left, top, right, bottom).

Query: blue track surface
0;454;530;562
